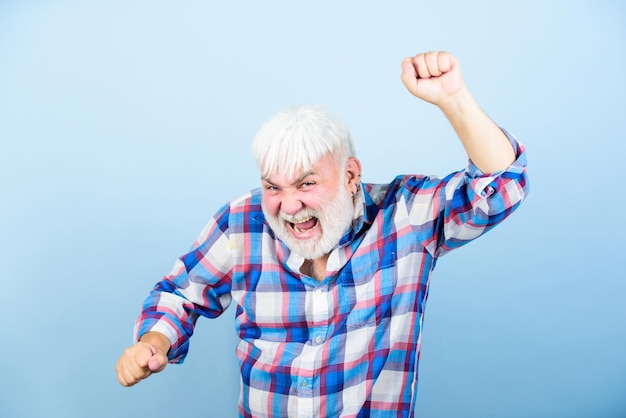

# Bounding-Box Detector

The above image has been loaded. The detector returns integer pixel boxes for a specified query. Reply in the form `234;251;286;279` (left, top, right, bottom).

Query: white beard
262;183;356;260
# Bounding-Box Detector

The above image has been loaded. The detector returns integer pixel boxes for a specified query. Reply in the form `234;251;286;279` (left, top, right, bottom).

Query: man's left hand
400;51;465;107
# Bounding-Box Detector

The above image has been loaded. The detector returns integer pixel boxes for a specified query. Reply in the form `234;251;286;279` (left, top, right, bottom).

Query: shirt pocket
340;250;398;330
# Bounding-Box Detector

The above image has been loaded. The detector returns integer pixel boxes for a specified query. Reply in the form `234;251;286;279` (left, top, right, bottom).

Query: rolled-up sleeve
437;128;529;256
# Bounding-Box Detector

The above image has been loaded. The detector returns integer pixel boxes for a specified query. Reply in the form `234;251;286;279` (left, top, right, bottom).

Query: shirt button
301;380;308;387
315;288;323;294
315;336;323;344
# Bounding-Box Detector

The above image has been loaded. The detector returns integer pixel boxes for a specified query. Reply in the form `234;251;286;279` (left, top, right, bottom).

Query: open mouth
288;216;319;234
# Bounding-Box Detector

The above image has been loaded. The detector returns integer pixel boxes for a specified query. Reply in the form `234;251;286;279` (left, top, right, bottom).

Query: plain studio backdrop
1;1;625;417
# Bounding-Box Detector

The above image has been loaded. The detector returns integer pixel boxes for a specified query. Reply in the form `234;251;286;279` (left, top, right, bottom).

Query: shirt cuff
465;128;528;200
466;128;527;179
134;317;190;364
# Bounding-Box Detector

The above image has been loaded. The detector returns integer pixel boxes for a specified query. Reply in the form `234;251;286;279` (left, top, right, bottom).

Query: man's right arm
115;331;171;387
115;202;239;387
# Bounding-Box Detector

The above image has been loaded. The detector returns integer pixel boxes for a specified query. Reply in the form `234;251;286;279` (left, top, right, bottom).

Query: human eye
299;181;316;189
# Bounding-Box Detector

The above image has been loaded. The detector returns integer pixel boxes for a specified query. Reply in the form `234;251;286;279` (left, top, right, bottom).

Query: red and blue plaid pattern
136;131;529;417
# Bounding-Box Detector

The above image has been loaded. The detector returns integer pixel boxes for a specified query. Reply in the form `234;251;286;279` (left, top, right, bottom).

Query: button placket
311;285;329;345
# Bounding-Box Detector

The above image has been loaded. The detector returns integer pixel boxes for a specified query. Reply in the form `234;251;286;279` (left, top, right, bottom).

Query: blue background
1;1;625;417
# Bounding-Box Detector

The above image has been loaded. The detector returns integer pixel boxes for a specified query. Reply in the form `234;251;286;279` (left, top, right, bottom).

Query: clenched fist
400;51;465;106
116;332;170;387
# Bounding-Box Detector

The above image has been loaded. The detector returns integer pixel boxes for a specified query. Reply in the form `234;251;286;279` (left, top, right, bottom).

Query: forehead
262;153;340;184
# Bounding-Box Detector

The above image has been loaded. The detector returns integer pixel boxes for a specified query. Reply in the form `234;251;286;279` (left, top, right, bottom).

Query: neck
300;254;330;282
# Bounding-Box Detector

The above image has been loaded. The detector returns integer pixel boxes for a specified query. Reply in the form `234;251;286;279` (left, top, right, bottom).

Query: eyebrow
262;170;317;187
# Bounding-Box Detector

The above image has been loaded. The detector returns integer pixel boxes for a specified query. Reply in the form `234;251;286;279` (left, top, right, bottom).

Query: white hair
251;105;356;179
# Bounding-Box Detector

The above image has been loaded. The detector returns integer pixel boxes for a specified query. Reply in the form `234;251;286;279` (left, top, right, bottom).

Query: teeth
289;216;315;233
291;216;313;224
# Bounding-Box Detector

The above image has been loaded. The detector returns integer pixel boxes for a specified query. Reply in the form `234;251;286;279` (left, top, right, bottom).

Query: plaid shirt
136;131;529;417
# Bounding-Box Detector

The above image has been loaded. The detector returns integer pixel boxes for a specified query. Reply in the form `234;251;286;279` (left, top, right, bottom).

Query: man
116;51;529;417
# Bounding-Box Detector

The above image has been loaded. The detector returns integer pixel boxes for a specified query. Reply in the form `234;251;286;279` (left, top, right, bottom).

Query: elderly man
116;51;529;417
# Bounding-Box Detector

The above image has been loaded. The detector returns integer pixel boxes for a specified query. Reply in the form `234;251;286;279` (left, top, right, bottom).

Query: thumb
400;58;418;91
146;346;168;373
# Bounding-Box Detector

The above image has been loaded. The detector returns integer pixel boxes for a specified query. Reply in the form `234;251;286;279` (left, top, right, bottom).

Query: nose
279;191;304;216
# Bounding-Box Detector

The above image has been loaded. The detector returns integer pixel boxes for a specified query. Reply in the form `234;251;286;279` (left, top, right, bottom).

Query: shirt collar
336;182;377;246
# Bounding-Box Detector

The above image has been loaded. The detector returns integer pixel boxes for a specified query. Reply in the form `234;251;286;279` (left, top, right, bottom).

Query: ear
344;157;362;193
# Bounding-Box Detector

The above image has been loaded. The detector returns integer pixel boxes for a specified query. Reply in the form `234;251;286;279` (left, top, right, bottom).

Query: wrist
436;86;474;117
140;331;171;355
